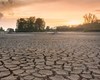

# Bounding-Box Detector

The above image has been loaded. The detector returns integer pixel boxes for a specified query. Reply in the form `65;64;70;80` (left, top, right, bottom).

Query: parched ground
0;32;100;80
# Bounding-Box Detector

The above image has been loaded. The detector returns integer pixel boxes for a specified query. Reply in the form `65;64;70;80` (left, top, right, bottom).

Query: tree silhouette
16;18;27;32
27;17;35;32
35;18;45;31
16;17;45;32
0;27;4;31
46;26;50;31
7;28;14;33
83;13;97;24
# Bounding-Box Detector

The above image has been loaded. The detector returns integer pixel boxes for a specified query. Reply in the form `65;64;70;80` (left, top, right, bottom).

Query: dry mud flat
0;32;100;80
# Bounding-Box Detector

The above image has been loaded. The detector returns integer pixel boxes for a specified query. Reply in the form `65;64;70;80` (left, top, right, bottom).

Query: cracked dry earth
0;32;100;80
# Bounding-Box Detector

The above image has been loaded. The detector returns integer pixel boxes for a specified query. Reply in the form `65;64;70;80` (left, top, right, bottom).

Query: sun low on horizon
0;0;100;29
66;20;84;26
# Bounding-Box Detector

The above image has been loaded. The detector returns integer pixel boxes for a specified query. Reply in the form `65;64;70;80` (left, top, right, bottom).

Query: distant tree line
0;13;100;32
55;13;100;32
56;26;69;31
16;17;45;32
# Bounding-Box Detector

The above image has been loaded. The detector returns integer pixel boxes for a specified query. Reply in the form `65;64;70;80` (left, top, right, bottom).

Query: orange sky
0;0;100;29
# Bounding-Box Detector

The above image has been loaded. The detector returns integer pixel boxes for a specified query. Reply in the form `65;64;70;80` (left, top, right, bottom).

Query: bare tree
83;13;97;24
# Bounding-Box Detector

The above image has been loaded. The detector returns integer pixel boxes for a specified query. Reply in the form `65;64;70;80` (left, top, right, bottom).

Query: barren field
0;32;100;80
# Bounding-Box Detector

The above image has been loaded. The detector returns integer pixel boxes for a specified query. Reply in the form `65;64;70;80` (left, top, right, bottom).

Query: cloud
0;0;61;17
0;0;59;11
0;12;3;19
0;0;100;11
0;0;100;17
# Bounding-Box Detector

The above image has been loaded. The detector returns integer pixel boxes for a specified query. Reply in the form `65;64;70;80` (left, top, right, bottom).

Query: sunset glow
67;20;83;25
0;0;100;29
